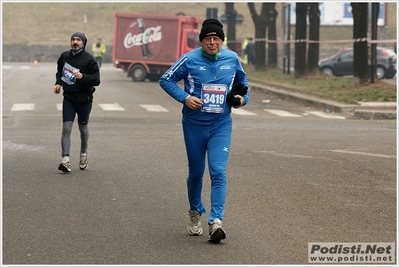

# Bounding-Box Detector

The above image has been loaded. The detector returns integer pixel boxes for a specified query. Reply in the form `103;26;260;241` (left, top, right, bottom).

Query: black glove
226;94;241;106
232;83;248;96
226;83;248;106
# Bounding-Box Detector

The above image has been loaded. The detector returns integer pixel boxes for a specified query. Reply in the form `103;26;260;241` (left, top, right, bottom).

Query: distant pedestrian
92;37;107;68
53;32;100;173
244;37;255;65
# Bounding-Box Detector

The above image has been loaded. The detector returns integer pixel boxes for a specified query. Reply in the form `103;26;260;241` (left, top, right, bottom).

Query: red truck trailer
112;12;203;81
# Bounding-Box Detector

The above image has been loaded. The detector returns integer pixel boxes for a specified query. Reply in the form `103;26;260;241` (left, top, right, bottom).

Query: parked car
318;46;397;79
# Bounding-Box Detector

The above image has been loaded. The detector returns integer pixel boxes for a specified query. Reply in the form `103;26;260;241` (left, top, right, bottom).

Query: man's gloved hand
232;83;248;96
226;83;248;106
226;94;241;106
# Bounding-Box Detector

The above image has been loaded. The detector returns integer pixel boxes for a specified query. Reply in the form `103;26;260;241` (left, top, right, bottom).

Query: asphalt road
2;63;396;265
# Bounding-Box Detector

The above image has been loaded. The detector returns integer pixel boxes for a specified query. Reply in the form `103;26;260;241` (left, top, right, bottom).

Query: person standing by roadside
159;19;249;243
92;37;107;69
244;37;255;65
53;32;100;173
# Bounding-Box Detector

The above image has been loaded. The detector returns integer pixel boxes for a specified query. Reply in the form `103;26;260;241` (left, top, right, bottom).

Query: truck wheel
130;65;147;82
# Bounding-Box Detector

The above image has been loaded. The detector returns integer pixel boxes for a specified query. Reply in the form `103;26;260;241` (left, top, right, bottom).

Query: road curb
249;82;357;112
248;82;396;120
353;110;397;120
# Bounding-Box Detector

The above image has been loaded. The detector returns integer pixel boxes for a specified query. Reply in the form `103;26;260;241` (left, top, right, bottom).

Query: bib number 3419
201;84;227;113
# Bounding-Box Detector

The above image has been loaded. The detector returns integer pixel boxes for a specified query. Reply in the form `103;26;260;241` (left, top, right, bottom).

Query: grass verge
243;65;397;104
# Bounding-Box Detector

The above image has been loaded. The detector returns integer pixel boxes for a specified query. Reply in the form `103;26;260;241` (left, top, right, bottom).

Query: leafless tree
247;3;268;70
265;3;278;68
370;3;380;82
307;3;320;74
351;2;369;85
294;3;308;77
225;3;237;52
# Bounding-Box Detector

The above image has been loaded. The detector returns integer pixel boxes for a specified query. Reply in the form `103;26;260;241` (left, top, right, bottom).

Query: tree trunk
294;3;308;78
266;3;278;68
307;3;320;74
370;3;380;82
225;3;237;52
248;3;268;70
351;3;369;86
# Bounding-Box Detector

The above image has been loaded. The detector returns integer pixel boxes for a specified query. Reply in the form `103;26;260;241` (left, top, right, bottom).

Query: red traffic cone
33;59;38;66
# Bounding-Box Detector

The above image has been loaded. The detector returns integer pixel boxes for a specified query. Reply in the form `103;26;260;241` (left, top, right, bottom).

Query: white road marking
256;150;320;159
308;111;346;119
5;101;348;121
264;109;302;117
231;108;257;115
11;103;35;111
307;182;396;191
98;103;125;111
3;140;45;151
140;104;169;112
331;149;396;159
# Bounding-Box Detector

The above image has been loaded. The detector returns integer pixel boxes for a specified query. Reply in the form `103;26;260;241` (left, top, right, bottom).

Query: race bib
201;84;227;113
61;62;79;85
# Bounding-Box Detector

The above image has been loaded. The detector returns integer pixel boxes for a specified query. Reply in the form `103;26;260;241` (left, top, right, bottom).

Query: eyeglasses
203;36;222;43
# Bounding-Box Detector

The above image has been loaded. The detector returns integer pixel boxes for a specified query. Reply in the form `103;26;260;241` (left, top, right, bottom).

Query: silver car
318;46;397;79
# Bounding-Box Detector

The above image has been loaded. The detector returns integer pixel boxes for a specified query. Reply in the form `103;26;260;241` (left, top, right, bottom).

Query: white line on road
140;104;169;112
264;109;302;117
331;149;396;159
232;108;257;115
308;111;346;119
11;103;35;111
3;140;45;151
98;103;126;111
256;151;320;159
307;182;396;191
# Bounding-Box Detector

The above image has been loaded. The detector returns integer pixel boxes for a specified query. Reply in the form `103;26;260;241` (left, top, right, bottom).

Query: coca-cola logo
124;26;162;49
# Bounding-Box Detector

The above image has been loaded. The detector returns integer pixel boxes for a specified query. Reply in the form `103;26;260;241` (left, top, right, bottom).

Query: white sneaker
79;153;88;170
208;218;226;242
187;210;203;236
58;156;71;173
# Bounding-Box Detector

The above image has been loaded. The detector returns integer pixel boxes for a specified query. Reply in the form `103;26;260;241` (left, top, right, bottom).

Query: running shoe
208;218;226;243
79;153;88;170
58;156;71;173
187;210;203;236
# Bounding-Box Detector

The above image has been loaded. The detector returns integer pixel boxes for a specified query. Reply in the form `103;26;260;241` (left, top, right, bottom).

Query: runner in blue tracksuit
159;18;249;243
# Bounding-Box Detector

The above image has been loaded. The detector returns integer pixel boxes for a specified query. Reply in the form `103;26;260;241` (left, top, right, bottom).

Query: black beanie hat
70;32;87;47
199;19;225;42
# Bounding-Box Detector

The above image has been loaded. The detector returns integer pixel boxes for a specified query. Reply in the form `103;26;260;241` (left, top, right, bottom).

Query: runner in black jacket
53;32;100;173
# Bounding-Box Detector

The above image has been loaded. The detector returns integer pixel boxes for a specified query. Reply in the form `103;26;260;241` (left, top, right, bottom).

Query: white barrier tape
227;39;396;44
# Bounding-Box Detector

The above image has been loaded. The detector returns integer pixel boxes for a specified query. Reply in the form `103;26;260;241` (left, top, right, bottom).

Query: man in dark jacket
244;37;255;65
53;32;100;172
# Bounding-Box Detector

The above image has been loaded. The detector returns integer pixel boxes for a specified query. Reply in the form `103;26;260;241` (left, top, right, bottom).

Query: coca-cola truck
112;12;203;81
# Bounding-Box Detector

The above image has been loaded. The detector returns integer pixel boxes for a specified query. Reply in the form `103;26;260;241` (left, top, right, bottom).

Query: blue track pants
182;116;232;224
